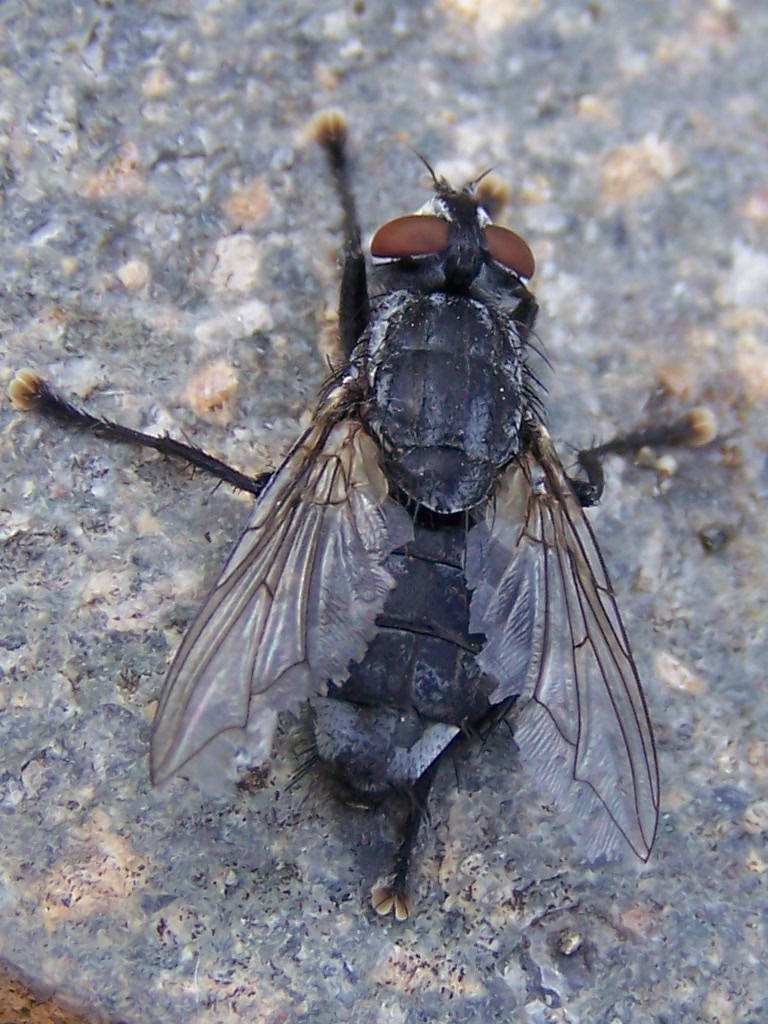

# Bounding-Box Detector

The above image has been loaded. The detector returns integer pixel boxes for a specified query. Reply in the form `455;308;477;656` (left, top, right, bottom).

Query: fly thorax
363;291;527;512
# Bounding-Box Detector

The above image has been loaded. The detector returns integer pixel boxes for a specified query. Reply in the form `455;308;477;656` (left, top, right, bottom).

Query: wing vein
467;429;659;861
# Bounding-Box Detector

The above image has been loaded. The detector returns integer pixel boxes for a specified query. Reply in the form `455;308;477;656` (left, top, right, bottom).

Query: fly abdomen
311;516;494;797
366;292;526;512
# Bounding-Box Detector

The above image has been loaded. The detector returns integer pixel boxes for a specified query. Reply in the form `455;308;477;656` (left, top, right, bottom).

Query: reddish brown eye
370;215;450;258
484;225;535;278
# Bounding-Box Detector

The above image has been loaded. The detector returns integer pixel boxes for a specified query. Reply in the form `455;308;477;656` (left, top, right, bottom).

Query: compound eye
370;215;449;258
484;225;535;278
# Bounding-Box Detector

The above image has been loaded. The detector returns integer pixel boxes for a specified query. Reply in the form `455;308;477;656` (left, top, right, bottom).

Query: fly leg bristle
287;754;319;790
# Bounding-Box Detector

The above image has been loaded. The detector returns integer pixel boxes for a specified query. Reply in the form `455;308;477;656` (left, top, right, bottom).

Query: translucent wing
466;422;659;861
151;414;413;789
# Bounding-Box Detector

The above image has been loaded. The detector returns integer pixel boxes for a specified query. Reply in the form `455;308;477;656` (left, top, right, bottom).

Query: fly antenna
466;166;494;191
407;146;450;192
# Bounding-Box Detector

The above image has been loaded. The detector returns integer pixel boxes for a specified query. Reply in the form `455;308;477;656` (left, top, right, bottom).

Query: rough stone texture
1;1;766;1022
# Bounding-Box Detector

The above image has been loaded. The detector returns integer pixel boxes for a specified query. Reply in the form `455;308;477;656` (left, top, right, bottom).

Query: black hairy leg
312;112;370;357
9;369;271;497
571;406;718;508
371;696;519;920
371;761;440;922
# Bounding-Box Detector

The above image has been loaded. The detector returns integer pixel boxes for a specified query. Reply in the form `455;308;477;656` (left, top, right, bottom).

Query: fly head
370;171;535;294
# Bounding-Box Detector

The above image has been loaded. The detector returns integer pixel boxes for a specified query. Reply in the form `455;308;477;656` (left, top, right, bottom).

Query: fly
9;112;712;920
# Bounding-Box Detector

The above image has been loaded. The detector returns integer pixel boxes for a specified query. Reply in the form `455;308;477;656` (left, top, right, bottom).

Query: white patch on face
416;196;451;220
417;194;491;228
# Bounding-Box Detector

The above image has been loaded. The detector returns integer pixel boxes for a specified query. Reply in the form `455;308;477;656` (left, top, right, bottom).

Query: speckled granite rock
1;1;767;1022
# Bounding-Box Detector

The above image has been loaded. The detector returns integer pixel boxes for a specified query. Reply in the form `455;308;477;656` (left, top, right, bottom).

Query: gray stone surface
1;1;767;1021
